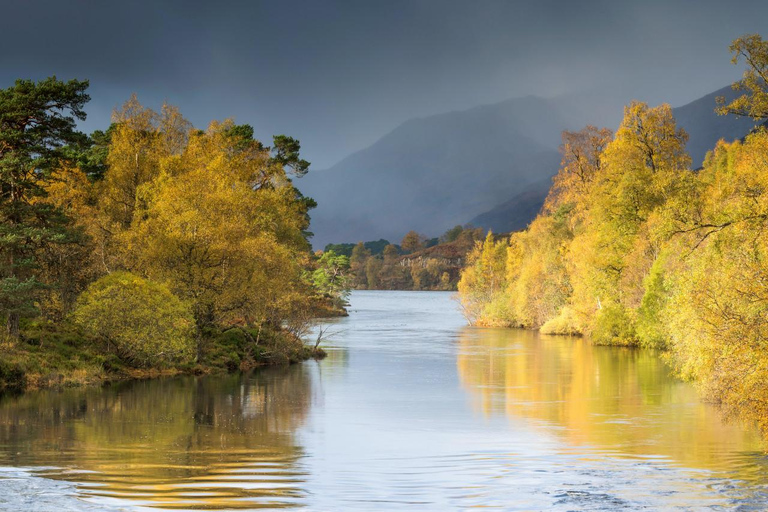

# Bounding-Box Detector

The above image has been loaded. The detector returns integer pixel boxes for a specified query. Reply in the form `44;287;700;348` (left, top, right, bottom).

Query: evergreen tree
0;77;90;337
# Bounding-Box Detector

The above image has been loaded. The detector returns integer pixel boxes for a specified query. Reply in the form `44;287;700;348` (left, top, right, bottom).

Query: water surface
0;290;766;510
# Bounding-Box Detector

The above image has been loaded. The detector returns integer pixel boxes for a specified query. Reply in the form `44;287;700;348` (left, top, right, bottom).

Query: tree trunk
195;328;203;363
6;312;19;339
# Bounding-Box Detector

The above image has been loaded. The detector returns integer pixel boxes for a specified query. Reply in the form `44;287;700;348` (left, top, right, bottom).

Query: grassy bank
0;321;326;393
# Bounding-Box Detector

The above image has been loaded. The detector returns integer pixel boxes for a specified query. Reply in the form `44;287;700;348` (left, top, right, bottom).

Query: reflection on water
1;291;768;510
456;328;763;475
0;367;314;509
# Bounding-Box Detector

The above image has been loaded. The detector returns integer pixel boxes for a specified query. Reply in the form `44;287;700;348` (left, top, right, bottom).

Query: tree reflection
0;366;314;509
456;327;763;474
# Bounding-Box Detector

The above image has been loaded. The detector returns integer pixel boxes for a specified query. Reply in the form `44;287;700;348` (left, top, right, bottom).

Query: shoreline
0;321;328;395
1;348;327;395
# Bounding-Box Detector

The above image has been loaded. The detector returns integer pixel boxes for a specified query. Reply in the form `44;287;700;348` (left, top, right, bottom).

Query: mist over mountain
467;86;759;234
673;86;759;167
467;178;554;235
302;86;759;247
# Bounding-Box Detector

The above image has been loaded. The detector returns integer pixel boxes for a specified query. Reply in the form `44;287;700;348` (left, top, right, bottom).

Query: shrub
540;306;583;336
72;272;195;367
636;255;669;349
591;303;637;346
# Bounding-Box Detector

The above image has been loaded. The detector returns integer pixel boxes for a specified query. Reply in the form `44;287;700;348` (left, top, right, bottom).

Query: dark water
0;290;767;510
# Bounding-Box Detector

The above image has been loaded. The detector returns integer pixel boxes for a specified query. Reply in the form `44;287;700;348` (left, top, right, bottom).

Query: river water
0;290;767;510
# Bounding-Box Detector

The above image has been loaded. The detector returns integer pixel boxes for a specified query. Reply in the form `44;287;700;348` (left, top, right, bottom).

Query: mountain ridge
301;85;758;247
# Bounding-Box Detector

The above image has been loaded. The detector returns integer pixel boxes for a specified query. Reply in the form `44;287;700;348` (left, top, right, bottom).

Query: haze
2;0;767;169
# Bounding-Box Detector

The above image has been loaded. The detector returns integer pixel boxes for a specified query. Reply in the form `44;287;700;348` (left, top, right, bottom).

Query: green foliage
324;242;355;257
0;359;27;391
591;303;637;346
203;324;314;370
1;320;109;389
324;239;394;258
440;225;465;243
636;254;669;349
271;135;310;177
312;251;351;307
363;239;392;255
64;125;115;181
540;306;581;336
0;76;90;337
72;272;195;367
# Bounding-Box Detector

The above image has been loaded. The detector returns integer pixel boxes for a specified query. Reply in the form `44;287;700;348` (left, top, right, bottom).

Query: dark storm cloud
1;0;767;167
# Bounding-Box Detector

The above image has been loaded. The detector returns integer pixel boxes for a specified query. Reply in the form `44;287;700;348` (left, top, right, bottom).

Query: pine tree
0;77;90;338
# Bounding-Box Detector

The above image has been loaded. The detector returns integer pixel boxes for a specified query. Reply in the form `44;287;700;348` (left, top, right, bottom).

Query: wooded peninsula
0;83;348;391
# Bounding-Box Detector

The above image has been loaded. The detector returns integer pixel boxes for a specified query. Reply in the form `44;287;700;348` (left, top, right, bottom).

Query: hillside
302;86;759;246
301;91;629;247
468;86;759;234
468;178;553;234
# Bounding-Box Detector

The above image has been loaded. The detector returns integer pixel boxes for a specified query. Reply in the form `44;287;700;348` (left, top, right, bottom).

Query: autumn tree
73;271;195;367
545;126;613;214
457;232;509;325
365;257;383;289
564;102;690;343
349;241;371;288
0;77;90;338
400;230;426;254
114;113;314;360
717;34;768;121
378;244;410;289
453;33;768;437
659;130;768;434
38;165;101;319
457;103;690;341
99;96;190;234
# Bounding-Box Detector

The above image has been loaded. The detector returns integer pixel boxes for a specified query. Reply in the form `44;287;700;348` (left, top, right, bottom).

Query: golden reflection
456;327;762;471
0;366;313;509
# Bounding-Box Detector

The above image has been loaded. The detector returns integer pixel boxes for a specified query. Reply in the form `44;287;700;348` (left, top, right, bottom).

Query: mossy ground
0;320;326;393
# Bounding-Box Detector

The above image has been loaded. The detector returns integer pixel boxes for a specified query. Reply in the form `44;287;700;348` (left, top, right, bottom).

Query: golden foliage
72;271;195;366
33;96;318;366
458;88;768;435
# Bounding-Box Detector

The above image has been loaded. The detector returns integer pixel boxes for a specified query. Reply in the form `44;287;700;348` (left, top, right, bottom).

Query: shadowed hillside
302;91;628;247
304;86;760;246
468;86;760;234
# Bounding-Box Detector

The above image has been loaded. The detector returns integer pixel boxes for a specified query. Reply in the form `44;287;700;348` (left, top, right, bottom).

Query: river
0;290;766;510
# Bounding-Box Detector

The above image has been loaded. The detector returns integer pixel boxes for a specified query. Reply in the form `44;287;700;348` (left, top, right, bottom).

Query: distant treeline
326;225;485;291
458;34;768;437
325;239;399;257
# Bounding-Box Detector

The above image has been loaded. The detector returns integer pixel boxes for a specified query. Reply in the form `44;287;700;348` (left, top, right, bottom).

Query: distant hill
301;86;759;246
300;91;628;247
467;178;553;235
468;85;759;234
673;86;758;168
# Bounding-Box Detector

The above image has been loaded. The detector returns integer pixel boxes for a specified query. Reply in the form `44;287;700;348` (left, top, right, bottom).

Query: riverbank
0;290;765;510
0;321;326;393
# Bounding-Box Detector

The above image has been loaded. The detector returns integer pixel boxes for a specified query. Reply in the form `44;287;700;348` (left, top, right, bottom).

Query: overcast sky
2;0;767;168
